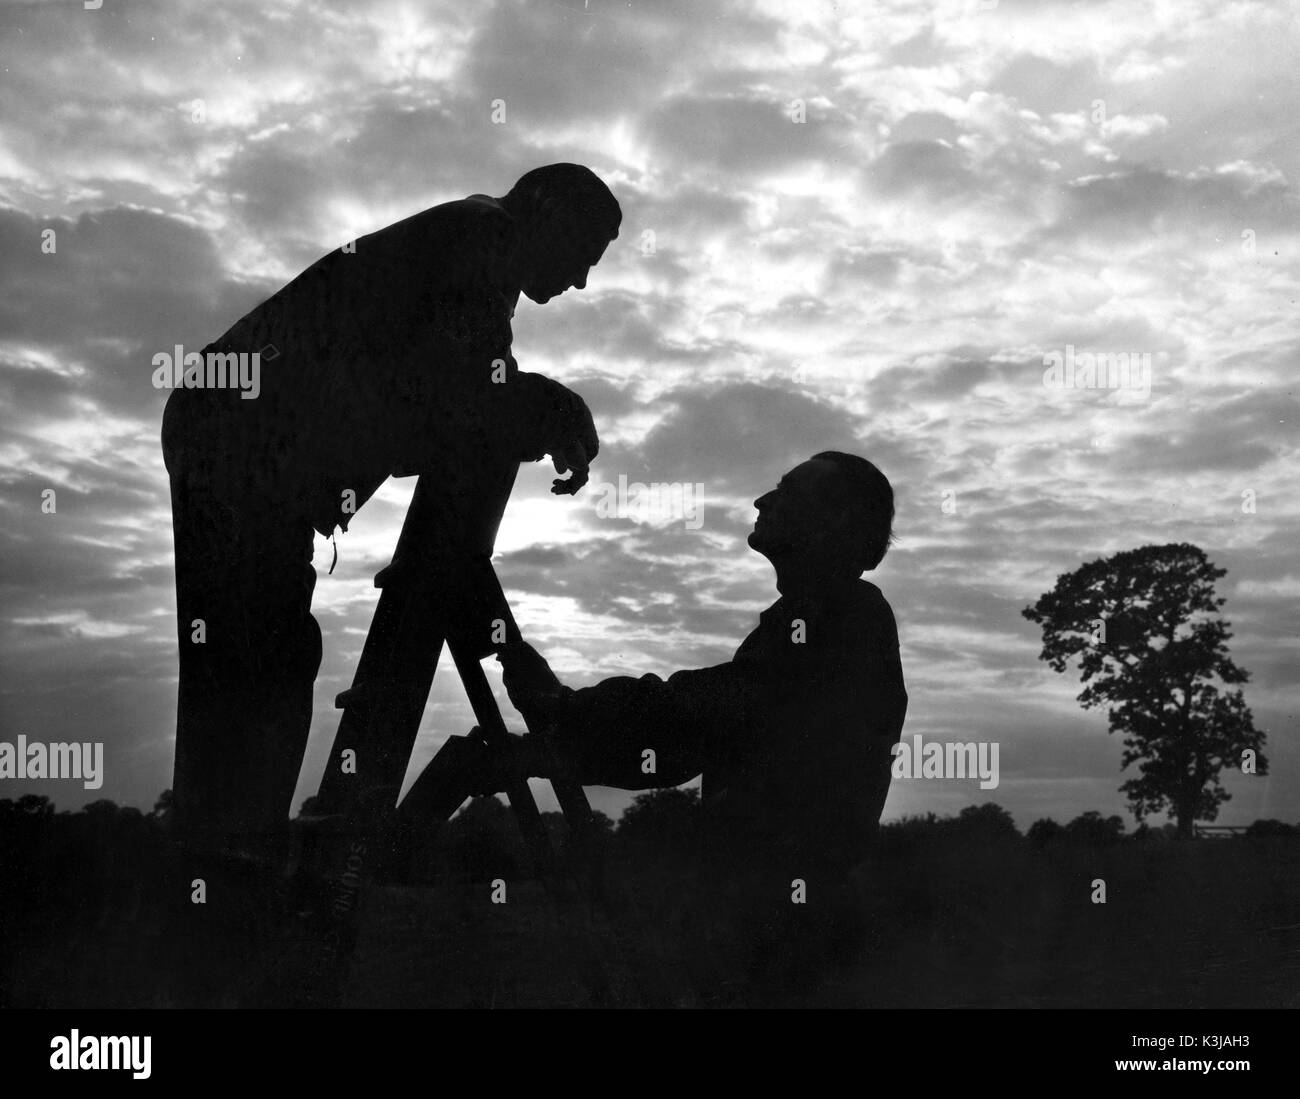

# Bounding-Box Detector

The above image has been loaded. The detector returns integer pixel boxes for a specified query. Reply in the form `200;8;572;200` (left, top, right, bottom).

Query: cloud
628;381;865;488
0;0;1295;833
646;94;850;174
1044;165;1298;242
0;203;269;418
868;139;977;200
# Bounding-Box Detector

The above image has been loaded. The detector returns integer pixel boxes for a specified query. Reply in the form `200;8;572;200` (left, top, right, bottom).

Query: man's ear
820;508;862;568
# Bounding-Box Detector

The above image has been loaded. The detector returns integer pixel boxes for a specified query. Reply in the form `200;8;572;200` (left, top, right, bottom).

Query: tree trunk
1175;709;1197;840
1175;771;1198;840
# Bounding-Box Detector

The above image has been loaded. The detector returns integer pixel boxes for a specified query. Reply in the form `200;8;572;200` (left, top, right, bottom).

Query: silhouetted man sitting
162;164;620;870
495;451;907;1001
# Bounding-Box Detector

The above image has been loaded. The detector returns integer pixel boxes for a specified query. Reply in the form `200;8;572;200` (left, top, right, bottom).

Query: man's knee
295;612;323;684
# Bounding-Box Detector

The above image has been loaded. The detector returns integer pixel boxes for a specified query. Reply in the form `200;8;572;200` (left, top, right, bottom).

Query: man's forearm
388;352;521;476
541;663;753;790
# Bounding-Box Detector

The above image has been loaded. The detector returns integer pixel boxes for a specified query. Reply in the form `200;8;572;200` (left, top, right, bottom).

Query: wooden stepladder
271;452;636;1008
279;453;599;1005
312;451;593;877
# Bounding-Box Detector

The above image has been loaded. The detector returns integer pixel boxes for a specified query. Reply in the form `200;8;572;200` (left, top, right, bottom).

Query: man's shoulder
425;193;515;234
374;195;517;272
844;579;900;647
852;577;892;611
760;580;895;628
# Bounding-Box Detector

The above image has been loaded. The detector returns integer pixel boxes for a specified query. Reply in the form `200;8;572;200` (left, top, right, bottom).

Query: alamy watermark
1042;345;1156;399
591;474;705;530
151;343;264;399
50;1030;150;1079
891;734;1000;790
0;736;103;789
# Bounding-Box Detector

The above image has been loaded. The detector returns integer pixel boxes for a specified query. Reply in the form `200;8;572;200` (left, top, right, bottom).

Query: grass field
4;808;1298;1008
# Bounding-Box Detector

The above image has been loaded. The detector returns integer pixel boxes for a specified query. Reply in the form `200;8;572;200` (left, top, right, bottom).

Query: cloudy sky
1;0;1296;831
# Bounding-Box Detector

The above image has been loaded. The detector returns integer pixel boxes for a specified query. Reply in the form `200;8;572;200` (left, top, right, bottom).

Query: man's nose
572;271;587;290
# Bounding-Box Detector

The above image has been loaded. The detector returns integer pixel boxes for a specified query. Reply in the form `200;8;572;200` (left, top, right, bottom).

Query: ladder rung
335;685;368;710
375;553;497;590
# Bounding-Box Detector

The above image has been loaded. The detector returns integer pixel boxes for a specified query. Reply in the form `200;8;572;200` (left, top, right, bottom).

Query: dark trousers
166;453;322;855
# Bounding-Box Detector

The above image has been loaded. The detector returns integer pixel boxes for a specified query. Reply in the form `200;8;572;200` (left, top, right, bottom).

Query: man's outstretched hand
516;373;599;495
439;731;546;797
549;437;591;496
497;641;570;727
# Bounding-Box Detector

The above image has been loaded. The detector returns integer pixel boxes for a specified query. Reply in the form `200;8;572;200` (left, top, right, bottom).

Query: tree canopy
1023;543;1263;838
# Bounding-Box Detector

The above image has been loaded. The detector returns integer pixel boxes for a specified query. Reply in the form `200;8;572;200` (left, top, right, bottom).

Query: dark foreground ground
3;807;1298;1008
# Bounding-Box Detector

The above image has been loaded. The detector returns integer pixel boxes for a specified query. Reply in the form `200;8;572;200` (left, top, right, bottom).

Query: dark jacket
553;578;908;872
161;195;578;536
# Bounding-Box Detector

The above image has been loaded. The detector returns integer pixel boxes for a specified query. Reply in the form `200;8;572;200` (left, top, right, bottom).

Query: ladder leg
315;456;519;820
447;635;553;876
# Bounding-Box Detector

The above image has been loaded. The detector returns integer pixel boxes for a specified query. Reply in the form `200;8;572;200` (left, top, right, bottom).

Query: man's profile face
748;459;846;562
521;217;614;303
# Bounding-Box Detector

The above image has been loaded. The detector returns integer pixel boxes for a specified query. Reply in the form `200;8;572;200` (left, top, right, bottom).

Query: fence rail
1194;825;1250;839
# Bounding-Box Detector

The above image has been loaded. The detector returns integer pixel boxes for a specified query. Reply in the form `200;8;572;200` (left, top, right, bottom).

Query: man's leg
229;499;322;861
169;462;321;863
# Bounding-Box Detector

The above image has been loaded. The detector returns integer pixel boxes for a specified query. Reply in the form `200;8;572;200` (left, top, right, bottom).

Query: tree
1245;819;1295;837
617;786;701;849
443;795;526;879
1027;818;1065;848
1064;810;1125;846
82;799;121;819
588;809;616;839
1023;543;1264;839
539;808;616;851
151;789;175;822
16;794;54;818
951;803;1020;840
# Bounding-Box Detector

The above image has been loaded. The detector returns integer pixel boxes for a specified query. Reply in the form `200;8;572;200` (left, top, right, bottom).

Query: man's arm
389;363;598;493
379;202;598;493
492;370;600;495
500;643;759;790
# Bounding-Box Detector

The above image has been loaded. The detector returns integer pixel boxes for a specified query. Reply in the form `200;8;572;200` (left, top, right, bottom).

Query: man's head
748;452;895;581
502;163;621;303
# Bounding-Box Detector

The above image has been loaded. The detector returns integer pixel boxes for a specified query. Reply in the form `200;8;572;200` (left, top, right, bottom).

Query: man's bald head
750;452;895;581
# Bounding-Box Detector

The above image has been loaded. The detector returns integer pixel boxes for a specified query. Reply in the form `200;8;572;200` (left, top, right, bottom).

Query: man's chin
749;529;796;562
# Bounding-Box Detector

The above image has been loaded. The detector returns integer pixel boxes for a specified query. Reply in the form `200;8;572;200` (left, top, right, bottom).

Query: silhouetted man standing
163;164;620;867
